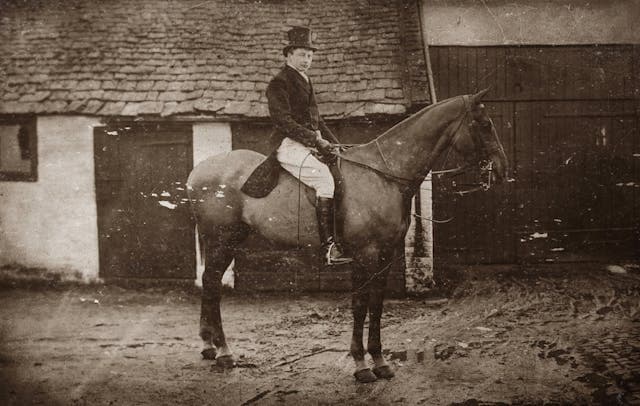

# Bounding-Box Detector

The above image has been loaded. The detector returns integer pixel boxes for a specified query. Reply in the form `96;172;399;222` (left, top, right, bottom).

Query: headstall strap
462;94;471;111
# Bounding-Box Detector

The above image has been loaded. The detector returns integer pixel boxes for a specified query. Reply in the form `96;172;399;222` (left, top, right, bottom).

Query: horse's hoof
201;348;217;360
216;354;236;368
372;365;395;379
354;368;377;383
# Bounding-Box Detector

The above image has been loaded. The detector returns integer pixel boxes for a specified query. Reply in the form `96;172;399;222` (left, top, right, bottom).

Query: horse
186;88;509;382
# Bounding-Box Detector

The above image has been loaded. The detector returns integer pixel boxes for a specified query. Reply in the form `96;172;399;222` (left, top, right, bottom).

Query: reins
333;148;416;187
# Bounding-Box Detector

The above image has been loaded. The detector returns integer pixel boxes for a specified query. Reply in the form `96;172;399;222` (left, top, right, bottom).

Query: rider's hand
316;138;335;156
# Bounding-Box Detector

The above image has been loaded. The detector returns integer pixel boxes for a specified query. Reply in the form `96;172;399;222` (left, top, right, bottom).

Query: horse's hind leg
199;225;247;366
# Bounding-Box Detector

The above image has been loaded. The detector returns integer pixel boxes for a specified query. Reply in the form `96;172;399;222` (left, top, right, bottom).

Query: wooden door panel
95;124;195;279
515;101;639;262
431;45;638;264
430;45;635;101
129;141;194;278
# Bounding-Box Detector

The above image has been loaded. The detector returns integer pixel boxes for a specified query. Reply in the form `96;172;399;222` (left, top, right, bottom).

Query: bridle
335;95;498;195
430;95;502;195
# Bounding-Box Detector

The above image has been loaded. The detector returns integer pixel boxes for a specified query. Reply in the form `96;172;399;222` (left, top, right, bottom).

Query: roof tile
195;80;210;90
173;100;196;114
97;101;126;115
160;102;178;117
137;101;164;115
157;91;189;102
19;91;50;102
136;81;155;91
180;81;196;92
359;89;386;101
81;100;104;114
151;81;168;91
194;99;226;113
385;89;404;99
223;101;251;115
42;100;69;113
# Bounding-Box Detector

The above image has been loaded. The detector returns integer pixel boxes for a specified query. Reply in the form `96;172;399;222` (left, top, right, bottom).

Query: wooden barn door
94;123;195;280
514;101;639;261
430;45;639;264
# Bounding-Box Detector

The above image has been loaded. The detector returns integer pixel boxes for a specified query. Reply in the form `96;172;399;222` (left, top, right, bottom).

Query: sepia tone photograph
0;0;638;404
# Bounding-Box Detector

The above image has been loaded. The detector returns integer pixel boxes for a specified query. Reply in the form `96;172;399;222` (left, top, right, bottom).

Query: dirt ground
1;263;639;405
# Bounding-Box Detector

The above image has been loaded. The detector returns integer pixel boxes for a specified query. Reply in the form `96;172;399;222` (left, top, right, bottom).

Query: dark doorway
94;123;195;279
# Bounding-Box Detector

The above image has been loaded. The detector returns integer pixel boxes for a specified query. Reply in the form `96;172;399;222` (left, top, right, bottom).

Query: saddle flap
240;152;281;198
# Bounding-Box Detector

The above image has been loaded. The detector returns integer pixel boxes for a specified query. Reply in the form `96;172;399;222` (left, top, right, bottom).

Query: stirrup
324;241;353;266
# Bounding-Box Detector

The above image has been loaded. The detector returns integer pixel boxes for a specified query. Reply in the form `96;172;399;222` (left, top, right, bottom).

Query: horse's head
448;88;509;185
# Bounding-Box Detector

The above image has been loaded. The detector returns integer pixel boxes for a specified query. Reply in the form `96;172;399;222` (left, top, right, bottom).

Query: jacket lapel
284;65;311;95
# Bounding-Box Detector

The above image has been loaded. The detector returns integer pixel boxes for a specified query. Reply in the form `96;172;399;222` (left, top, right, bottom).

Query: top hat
282;26;317;56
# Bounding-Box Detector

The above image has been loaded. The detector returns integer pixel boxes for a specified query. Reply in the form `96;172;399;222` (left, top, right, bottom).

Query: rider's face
286;48;314;73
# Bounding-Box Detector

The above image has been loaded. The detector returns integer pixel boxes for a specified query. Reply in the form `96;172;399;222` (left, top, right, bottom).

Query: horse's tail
186;181;206;267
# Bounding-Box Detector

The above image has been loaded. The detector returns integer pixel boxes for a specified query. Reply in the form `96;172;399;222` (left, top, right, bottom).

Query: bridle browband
334;95;494;194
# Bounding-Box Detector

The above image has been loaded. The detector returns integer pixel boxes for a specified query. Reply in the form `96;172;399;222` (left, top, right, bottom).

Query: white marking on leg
202;341;214;350
354;359;368;371
372;355;389;368
218;344;233;357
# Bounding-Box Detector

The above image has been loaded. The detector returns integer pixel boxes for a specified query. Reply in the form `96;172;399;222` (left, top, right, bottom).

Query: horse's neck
345;97;462;181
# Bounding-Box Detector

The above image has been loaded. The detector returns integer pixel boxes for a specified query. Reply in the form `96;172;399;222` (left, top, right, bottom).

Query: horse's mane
351;95;461;150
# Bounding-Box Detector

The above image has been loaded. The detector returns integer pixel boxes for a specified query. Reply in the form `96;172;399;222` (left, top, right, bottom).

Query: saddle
241;151;343;201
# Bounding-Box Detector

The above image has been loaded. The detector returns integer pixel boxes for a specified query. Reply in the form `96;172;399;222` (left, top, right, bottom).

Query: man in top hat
266;26;353;266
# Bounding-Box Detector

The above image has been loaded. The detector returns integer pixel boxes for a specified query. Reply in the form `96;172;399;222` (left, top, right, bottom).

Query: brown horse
186;89;508;382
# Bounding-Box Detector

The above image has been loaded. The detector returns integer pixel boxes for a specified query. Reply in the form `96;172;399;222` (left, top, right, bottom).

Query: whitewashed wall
422;0;639;45
0;116;101;280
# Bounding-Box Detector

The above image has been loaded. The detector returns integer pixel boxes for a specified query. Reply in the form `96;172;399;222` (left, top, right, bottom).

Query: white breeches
277;137;335;198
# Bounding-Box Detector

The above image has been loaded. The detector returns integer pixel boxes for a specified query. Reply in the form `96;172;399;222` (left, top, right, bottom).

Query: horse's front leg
367;247;395;379
350;263;377;383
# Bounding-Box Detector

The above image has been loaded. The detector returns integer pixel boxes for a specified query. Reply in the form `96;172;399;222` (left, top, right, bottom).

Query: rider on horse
266;26;353;266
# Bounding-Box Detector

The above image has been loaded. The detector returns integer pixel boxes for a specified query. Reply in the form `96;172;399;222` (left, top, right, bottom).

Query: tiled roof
0;0;429;118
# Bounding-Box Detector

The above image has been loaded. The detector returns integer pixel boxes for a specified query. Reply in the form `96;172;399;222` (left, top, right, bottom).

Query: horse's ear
472;87;491;104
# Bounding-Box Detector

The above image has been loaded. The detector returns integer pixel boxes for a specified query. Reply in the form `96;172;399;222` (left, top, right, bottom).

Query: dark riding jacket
241;65;340;198
266;64;340;148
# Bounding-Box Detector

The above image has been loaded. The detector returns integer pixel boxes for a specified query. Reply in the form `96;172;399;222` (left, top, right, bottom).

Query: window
0;115;37;181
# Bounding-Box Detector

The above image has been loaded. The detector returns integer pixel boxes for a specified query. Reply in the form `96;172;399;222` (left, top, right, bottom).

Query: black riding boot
316;197;353;266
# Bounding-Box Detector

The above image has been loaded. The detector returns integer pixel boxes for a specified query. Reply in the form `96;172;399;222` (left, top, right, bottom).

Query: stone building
0;0;432;292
